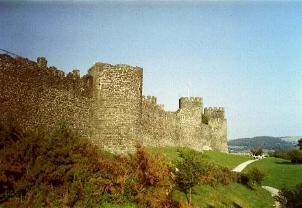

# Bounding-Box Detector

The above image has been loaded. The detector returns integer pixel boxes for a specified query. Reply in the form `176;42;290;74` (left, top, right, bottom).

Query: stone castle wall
141;96;228;152
0;54;93;137
0;54;228;153
141;96;178;147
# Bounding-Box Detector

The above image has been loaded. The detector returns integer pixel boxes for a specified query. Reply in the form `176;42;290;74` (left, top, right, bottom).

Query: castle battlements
67;69;80;80
179;97;203;110
0;54;228;153
204;107;225;119
91;62;143;72
36;57;82;80
143;95;157;104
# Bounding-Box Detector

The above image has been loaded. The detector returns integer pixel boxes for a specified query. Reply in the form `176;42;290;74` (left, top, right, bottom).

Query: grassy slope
173;184;274;208
244;157;302;189
102;184;274;208
203;151;251;169
148;147;251;169
147;147;274;207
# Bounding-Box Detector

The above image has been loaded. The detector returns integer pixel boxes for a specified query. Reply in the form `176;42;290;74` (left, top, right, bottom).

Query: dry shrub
129;144;175;208
179;202;194;208
0;123;180;207
208;165;237;185
0;122;129;207
197;163;236;186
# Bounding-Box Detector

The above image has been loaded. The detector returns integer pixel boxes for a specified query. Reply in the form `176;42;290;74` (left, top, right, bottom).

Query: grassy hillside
173;184;274;208
103;184;274;208
148;147;251;169
203;151;251;169
147;147;275;207
244;157;302;189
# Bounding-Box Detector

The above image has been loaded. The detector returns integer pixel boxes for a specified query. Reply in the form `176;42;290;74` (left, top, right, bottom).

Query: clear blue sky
1;0;301;140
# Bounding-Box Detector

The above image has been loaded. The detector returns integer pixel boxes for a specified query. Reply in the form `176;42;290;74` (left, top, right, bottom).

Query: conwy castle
0;54;228;153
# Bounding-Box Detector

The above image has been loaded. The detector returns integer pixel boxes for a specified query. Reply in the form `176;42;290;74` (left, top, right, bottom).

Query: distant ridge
228;136;300;152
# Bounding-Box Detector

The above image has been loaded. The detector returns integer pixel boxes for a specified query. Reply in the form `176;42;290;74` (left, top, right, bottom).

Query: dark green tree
174;149;205;205
288;149;302;164
297;138;302;150
250;147;263;156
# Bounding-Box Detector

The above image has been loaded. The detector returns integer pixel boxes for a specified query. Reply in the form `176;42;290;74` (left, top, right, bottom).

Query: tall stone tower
88;62;143;153
203;107;228;152
177;97;204;150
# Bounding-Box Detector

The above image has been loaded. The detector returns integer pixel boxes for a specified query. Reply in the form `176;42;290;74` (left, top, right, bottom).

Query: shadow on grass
232;202;243;208
206;202;242;208
275;161;292;165
275;161;302;165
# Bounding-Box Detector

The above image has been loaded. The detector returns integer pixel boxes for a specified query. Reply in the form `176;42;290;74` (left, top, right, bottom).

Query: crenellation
0;54;228;153
143;95;157;104
67;69;81;80
204;107;225;119
92;62;143;72
179;97;203;112
37;57;47;68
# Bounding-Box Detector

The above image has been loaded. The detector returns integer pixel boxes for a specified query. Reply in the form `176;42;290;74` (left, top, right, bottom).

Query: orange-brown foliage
129;144;177;208
0;124;179;207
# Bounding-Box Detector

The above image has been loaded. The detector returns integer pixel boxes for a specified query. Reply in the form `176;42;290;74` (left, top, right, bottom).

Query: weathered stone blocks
0;54;228;153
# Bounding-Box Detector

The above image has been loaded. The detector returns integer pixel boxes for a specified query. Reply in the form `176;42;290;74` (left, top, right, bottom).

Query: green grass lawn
101;184;274;208
173;183;274;208
203;151;251;169
244;157;302;189
148;147;251;169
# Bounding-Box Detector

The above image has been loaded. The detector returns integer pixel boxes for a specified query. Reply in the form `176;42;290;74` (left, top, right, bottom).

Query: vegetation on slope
0;123;176;207
173;183;274;208
276;183;302;208
0;123;274;208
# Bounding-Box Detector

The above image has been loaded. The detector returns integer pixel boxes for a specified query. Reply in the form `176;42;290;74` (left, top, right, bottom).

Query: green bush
237;168;264;188
268;150;290;160
288;149;302;164
250;148;263;156
298;138;302;150
174;149;205;205
276;183;302;208
247;167;265;185
237;173;250;187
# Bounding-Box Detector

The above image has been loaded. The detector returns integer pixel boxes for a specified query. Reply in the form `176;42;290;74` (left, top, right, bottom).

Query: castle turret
204;107;225;119
179;97;203;112
177;97;203;149
88;62;143;153
203;107;227;152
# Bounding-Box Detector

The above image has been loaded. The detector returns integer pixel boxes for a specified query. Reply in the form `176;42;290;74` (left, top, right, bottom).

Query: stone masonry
0;54;228;153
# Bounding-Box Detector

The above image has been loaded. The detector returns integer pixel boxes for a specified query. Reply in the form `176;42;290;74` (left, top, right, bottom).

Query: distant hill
228;136;299;152
280;136;301;144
